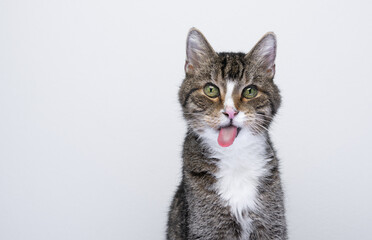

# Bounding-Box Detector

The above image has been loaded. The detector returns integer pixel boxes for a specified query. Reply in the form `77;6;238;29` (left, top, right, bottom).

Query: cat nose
223;106;239;119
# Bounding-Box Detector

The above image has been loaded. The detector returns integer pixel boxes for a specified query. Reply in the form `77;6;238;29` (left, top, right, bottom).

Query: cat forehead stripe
224;81;236;109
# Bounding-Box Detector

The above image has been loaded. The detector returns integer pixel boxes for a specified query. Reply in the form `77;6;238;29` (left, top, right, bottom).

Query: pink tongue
217;126;238;147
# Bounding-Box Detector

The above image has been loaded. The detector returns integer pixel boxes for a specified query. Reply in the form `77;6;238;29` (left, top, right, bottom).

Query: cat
167;28;287;240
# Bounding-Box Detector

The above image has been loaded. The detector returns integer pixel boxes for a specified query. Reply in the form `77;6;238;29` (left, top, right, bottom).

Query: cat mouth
217;124;241;147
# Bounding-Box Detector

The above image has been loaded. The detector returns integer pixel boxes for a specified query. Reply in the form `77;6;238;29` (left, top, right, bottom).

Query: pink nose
223;106;238;119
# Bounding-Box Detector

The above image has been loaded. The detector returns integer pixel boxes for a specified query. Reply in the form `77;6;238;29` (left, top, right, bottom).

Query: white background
1;0;372;239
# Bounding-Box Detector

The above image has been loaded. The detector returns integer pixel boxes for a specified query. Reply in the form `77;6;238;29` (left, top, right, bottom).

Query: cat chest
213;153;268;238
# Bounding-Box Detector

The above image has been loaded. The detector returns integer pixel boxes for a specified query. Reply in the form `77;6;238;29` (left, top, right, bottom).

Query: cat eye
242;85;258;99
203;84;220;98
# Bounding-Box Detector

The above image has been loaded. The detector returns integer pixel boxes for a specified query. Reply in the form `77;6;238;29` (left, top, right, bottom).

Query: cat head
179;28;281;147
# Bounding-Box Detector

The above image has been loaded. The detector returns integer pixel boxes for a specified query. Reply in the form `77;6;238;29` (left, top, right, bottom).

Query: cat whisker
255;113;275;119
249;125;276;156
254;118;272;124
243;117;270;125
255;122;270;132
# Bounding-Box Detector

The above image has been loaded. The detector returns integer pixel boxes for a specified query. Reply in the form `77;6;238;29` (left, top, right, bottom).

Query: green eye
203;84;220;98
242;85;258;99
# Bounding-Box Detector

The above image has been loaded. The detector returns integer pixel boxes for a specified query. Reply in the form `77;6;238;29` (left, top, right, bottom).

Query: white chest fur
200;128;269;239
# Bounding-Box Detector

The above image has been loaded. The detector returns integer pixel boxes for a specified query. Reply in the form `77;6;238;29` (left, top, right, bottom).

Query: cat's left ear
185;28;217;74
245;32;277;78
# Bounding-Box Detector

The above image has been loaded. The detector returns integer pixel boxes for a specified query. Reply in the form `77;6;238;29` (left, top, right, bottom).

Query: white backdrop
1;0;372;239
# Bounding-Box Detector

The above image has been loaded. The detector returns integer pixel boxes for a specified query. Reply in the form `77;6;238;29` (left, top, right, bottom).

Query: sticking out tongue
217;126;238;147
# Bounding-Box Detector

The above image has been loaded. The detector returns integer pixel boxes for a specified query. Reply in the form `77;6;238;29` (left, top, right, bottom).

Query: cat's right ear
185;28;216;74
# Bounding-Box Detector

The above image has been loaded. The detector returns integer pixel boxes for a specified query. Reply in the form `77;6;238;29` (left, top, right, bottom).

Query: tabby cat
167;28;287;240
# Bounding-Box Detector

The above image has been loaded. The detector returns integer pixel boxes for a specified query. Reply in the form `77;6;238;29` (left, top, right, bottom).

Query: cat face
179;28;281;147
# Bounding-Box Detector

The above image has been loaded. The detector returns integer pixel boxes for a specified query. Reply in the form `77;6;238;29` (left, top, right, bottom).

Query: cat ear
245;32;277;77
185;28;217;74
